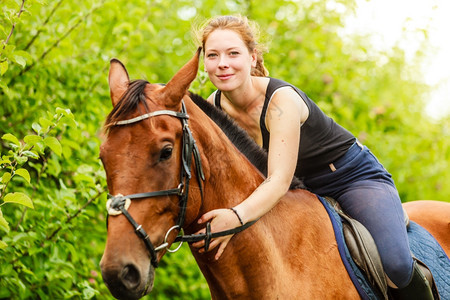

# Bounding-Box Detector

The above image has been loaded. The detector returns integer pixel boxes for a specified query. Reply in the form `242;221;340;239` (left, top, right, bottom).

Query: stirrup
390;259;439;300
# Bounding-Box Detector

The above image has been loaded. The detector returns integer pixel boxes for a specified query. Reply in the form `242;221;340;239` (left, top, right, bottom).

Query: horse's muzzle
100;259;155;300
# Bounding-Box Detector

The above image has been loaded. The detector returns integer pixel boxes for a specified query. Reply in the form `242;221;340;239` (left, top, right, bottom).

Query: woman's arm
234;87;308;223
193;88;308;259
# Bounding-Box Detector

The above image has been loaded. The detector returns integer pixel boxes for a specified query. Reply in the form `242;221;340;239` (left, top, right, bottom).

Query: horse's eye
160;147;173;161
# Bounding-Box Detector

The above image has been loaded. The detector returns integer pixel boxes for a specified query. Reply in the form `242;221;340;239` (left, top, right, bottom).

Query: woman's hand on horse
192;208;242;260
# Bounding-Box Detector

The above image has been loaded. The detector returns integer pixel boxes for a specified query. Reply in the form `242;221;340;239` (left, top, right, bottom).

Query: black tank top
214;77;355;178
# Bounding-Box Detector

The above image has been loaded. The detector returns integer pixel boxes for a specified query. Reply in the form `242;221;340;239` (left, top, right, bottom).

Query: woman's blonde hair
195;15;269;77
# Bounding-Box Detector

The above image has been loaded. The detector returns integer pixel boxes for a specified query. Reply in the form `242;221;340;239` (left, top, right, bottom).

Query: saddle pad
318;195;450;300
317;195;382;300
408;221;450;298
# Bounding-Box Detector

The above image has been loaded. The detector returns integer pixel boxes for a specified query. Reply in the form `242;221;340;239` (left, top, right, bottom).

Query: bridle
106;100;256;269
106;100;203;268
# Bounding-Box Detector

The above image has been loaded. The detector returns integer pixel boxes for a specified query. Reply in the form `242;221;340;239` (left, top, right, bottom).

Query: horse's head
99;49;203;299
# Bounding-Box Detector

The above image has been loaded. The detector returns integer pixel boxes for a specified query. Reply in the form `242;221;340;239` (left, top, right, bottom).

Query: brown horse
99;50;450;299
403;200;450;254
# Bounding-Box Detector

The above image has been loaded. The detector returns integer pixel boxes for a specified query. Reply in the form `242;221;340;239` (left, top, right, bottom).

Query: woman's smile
216;73;234;80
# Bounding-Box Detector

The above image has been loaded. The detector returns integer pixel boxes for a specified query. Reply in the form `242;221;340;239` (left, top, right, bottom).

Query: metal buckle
154;225;184;253
177;183;185;196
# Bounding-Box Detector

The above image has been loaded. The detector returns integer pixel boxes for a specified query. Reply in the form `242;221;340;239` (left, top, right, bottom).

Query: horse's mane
103;80;305;190
189;92;305;190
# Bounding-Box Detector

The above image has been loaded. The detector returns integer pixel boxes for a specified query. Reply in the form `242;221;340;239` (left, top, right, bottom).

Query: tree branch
8;1;105;86
23;0;65;51
0;0;26;56
10;187;106;265
45;188;105;241
13;157;47;231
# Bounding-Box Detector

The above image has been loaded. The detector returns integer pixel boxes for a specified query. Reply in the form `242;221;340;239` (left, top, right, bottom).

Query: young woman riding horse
100;46;449;300
101;49;364;299
99;17;450;299
190;15;433;299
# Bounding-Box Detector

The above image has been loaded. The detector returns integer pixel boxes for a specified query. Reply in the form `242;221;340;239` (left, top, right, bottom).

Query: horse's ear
163;47;201;108
108;59;130;107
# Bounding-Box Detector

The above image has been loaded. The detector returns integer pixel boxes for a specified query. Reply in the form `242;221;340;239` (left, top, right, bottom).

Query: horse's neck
190;111;265;213
185;103;351;297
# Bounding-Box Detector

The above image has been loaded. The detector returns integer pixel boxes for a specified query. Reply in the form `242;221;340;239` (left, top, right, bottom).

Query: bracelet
229;207;244;226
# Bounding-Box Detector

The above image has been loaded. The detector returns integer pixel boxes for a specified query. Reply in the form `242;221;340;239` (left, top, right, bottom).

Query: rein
106;100;256;268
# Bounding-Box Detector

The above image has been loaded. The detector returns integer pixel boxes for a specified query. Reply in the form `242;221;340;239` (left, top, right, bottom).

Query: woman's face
204;29;256;92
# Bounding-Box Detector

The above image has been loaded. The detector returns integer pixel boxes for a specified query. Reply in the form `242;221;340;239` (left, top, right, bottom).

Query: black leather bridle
106;100;256;268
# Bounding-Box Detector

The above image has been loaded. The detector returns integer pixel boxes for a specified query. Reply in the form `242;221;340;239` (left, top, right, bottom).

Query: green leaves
0;106;77;261
2;133;20;147
2;172;12;184
15;168;30;184
3;192;33;209
0;61;8;75
0;240;7;249
44;137;62;157
0;0;447;299
11;53;26;69
0;0;111;298
0;208;9;234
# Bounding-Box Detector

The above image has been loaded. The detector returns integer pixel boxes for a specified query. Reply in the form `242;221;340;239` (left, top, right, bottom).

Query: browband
113;110;189;126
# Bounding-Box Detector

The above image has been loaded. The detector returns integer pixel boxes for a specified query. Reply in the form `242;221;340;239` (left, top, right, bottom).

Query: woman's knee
384;255;414;288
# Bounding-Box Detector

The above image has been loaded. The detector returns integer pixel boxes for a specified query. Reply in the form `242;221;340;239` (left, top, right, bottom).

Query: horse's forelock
104;80;150;132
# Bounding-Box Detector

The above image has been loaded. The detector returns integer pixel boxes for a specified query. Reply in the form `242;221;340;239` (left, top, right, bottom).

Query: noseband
106;101;205;268
106;100;257;269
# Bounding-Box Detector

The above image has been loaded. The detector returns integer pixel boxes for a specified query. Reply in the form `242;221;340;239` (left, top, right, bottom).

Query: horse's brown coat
403;200;450;255
99;50;450;300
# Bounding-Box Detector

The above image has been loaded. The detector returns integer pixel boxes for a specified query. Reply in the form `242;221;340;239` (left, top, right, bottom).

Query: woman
192;15;433;299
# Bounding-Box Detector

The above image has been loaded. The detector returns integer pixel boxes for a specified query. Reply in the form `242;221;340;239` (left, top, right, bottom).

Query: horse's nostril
120;264;141;290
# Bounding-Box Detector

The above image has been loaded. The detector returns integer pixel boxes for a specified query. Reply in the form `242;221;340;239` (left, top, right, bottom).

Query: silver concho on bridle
106;193;130;216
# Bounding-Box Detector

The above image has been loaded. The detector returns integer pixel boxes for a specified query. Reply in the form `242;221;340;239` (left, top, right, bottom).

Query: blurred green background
1;0;448;299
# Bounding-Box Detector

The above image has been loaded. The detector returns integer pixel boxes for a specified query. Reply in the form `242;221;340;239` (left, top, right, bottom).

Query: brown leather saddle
324;197;439;300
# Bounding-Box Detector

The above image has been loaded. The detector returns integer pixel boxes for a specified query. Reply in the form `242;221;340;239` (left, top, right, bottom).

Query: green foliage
0;108;75;246
0;0;448;299
150;247;210;299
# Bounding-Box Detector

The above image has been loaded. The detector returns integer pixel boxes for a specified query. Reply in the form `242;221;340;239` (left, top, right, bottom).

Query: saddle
324;197;439;300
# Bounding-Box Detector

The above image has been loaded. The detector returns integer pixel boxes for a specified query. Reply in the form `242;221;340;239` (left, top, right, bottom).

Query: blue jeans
304;142;413;288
